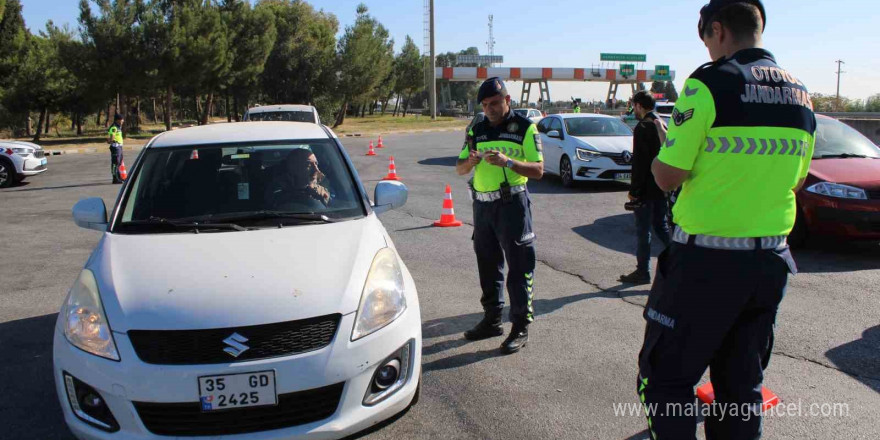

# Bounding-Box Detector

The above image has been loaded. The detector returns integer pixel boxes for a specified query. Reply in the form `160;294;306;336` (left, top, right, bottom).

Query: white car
513;108;544;123
537;114;634;187
243;104;321;125
654;101;675;126
0;140;48;187
54;122;421;439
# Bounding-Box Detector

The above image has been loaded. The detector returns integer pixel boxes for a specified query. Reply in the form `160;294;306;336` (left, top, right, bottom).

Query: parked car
243;104;321;124
537;114;634;187
54;122;421;439
513;108;544;123
789;115;880;246
0;140;48;187
654;101;675;126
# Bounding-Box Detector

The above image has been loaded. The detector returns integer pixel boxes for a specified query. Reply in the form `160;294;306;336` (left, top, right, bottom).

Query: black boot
619;269;651;284
463;314;503;341
500;324;528;354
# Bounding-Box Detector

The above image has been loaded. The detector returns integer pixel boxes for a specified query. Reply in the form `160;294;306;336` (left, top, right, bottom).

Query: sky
19;0;880;103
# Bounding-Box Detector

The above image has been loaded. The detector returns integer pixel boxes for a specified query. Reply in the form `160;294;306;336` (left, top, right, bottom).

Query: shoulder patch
672;108;695;126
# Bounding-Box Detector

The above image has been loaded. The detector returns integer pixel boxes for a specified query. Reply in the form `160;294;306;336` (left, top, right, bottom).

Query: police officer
637;1;815;438
107;114;124;183
456;77;544;354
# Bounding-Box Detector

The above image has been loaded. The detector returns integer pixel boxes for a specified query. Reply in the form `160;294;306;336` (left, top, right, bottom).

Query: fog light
374;360;401;390
63;373;119;432
363;340;413;406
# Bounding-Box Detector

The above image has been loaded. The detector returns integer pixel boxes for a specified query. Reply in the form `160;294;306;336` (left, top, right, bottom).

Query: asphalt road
1;131;878;439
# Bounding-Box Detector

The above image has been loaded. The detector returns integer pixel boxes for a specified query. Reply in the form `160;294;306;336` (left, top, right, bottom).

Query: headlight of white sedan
11;147;33;157
352;248;407;341
806;182;867;200
63;269;120;361
576;148;602;162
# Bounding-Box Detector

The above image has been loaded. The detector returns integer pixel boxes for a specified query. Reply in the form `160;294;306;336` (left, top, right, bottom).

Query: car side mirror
547;130;562;140
72;197;108;232
373;181;408;214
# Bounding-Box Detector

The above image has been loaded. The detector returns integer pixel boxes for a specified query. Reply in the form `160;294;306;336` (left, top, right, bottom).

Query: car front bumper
572;156;631;182
21;156;48;176
53;307;422;440
801;192;880;239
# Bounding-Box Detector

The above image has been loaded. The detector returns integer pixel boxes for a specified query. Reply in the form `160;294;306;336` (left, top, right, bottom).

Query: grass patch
331;114;468;135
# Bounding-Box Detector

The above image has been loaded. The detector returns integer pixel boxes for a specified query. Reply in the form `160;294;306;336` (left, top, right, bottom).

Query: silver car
0;140;48;187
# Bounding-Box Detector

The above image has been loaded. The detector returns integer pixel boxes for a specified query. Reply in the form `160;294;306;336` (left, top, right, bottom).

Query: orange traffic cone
696;382;780;412
190;149;199;160
382;156;400;181
377;135;385;148
366;141;377;156
118;161;128;181
433;184;463;227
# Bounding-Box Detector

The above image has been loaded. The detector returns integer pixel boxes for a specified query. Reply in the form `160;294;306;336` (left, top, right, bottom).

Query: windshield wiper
132;217;249;232
211;211;335;224
817;153;871;159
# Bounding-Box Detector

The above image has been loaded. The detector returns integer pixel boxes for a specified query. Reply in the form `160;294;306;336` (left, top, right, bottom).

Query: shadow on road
825;325;880;394
417;156;459;167
792;240;880;273
0;313;72;439
2;181;114;192
572;214;667;258
527;176;629;195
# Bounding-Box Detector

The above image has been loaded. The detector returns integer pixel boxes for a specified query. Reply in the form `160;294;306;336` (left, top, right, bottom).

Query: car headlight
576;148;602;162
806;182;867;200
352;248;407;341
11;147;33;157
63;269;120;361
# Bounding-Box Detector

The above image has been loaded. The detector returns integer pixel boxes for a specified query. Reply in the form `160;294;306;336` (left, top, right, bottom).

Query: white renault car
243;104;321;124
53;122;421;439
0;140;48;187
537;114;634;187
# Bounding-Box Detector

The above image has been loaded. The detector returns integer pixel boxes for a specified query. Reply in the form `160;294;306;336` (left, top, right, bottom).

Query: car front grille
866;189;880;200
33;150;46;158
133;382;344;436
127;314;341;365
601;152;633;166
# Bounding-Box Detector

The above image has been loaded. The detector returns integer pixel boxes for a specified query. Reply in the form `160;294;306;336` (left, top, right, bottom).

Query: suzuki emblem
223;333;250;358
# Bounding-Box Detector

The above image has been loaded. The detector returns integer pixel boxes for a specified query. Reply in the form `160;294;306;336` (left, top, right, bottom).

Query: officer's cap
698;0;766;38
477;77;508;104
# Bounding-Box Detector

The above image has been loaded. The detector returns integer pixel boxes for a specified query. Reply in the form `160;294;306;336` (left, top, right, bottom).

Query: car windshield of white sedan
813;118;880;159
247;111;315;123
564;117;632;137
115;141;365;231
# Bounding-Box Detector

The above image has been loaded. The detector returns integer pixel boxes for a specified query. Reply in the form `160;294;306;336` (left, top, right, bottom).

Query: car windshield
655;105;675;115
114;140;365;232
247;111;316;123
564;117;633;136
813;118;880;159
514;109;529;117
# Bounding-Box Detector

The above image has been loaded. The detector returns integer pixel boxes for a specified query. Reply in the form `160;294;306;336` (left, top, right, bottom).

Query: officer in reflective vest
107;114;124;183
638;1;816;438
456;77;544;354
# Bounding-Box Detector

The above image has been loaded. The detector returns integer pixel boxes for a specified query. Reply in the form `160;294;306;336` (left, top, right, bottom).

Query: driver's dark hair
631;91;656;112
703;3;762;42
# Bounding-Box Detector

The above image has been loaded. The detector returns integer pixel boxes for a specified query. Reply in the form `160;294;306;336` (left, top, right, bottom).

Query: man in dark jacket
620;91;671;284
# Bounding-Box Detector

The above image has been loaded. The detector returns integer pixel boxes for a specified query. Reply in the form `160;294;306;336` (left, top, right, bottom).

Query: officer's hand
627;193;637;201
483;151;508;167
654;119;668;144
467;149;482;166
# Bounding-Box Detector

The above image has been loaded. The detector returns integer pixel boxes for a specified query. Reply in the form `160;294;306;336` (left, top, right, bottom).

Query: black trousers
637;240;796;440
472;191;536;326
109;143;123;181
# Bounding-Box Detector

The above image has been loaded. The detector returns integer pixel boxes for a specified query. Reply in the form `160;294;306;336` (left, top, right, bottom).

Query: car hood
573;136;633;154
809;158;880;188
88;215;388;331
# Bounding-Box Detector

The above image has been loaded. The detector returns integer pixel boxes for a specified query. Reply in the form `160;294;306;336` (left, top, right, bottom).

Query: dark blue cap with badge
698;0;766;38
477;77;508;104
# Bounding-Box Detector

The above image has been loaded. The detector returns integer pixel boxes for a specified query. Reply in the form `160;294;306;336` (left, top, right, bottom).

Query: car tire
788;206;808;249
560;155;574;188
0;158;16;188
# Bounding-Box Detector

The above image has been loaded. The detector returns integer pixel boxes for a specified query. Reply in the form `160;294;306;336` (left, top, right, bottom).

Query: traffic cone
118;161;128;181
366;141;377;156
377;135;385;148
433;184;463;227
190;149;199;160
696;382;780;412
382;156;400;181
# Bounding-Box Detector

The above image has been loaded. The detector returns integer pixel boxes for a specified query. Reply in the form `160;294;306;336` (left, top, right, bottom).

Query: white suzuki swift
53;122;421;439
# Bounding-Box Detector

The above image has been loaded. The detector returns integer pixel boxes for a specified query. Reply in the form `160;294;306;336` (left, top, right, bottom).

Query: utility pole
487;15;495;67
835;59;845;111
429;0;436;120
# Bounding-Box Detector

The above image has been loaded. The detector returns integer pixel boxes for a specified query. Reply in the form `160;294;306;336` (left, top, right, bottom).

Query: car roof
554;113;617;120
148;122;329;148
246;104;316;114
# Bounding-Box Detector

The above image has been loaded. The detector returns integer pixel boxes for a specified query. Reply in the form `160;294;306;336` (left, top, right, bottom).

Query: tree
0;0;30;132
333;4;393;127
393;36;421;117
435;46;481;108
662;81;678;102
866;94;880;113
220;0;276;121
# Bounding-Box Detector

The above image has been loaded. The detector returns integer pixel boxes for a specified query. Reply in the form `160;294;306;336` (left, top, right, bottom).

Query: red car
790;115;880;246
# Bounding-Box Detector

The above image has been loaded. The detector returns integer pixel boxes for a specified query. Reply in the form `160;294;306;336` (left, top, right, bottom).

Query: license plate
198;370;276;411
40;158;47;166
615;173;632;181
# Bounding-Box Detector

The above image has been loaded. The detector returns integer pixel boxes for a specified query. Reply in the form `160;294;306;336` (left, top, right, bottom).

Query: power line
835;59;846;110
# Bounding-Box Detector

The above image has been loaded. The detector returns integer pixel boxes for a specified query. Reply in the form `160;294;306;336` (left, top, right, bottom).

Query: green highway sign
619;64;636;77
601;53;647;62
653;65;671;80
